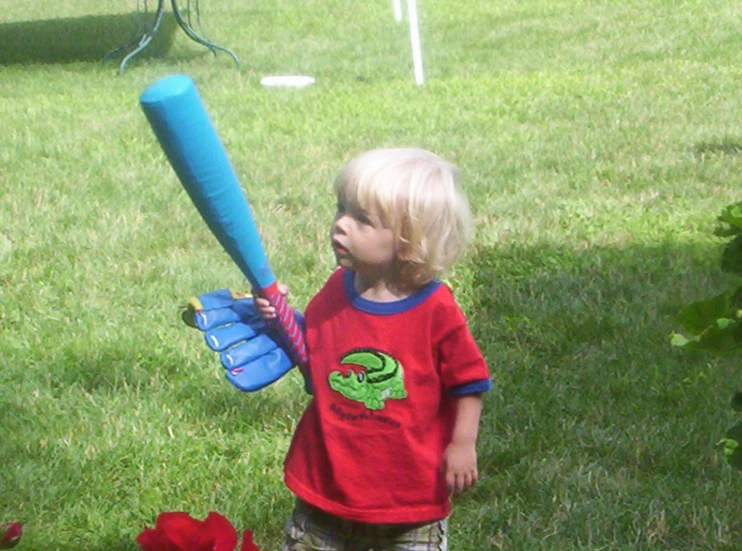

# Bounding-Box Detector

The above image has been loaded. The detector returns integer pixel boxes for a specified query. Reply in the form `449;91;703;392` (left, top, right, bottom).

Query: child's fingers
252;284;289;298
455;473;469;495
254;296;271;308
446;469;477;495
443;464;460;494
249;289;278;319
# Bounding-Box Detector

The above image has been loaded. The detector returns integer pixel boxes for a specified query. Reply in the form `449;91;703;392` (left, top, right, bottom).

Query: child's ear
395;238;414;262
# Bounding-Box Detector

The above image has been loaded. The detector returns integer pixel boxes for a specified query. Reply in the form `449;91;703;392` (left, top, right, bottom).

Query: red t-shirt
284;269;491;524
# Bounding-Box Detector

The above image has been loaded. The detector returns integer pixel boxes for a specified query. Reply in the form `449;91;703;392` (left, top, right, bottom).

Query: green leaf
720;437;739;456
717;318;735;329
696;318;741;352
720;235;742;275
721;421;742;470
720;438;742;470
676;291;733;334
670;333;694;348
715;202;742;237
673;318;742;354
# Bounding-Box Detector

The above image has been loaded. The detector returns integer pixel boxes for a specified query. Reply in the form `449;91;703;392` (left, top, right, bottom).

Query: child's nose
333;214;350;233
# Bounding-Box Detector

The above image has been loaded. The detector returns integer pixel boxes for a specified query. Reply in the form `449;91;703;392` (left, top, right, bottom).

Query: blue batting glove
182;289;303;392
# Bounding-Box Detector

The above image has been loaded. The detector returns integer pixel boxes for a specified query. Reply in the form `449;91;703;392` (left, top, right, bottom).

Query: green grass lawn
2;0;742;549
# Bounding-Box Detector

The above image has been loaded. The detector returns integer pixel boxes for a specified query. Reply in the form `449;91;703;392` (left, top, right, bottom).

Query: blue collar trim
343;269;442;315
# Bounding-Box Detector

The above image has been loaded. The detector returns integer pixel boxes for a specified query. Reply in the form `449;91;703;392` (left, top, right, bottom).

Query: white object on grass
406;0;424;85
393;0;402;22
260;76;316;88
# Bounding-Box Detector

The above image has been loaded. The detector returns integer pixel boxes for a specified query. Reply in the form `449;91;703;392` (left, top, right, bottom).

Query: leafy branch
672;202;742;468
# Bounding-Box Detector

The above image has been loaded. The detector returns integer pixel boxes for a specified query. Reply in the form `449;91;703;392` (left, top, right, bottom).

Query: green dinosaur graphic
329;349;407;410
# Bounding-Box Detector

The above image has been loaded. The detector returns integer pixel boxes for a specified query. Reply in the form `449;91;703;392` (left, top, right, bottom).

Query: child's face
331;195;395;276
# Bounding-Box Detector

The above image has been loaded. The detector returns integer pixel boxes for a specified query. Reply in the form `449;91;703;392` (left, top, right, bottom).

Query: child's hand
253;283;290;320
440;441;478;496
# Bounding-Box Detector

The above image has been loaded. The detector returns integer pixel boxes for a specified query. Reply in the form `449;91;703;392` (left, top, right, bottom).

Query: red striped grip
260;281;309;370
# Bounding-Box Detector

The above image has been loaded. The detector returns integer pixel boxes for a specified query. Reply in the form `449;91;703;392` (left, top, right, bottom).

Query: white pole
406;0;424;85
393;0;403;22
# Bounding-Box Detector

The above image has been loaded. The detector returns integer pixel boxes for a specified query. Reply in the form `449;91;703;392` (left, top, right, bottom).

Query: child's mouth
332;240;348;255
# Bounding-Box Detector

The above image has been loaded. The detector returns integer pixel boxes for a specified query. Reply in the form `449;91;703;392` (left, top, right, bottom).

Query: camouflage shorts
282;499;448;551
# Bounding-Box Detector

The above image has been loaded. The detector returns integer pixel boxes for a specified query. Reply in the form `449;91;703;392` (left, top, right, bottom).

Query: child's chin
335;256;353;269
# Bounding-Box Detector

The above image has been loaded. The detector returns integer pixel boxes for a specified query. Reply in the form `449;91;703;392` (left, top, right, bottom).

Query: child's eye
356;213;373;225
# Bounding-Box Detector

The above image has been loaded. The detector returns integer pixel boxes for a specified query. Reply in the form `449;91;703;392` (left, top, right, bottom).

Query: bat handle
261;281;309;370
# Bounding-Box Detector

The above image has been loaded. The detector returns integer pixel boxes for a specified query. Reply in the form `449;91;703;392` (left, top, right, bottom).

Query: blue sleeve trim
447;379;492;396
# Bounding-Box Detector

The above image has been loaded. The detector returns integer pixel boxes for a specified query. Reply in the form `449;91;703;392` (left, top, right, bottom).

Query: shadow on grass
694;139;742;159
453;240;742;549
0;12;176;65
462;240;733;461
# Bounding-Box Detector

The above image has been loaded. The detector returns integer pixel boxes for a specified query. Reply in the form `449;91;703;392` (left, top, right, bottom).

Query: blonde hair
334;148;473;287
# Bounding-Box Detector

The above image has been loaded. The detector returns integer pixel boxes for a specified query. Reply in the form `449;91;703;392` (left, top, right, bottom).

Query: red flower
192;513;238;551
137;512;259;551
0;522;22;550
238;530;260;551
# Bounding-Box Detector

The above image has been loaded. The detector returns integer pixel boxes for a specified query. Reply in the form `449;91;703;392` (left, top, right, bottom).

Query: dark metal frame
104;0;239;74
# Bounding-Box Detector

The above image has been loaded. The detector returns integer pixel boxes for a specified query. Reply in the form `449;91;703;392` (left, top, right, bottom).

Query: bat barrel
140;75;308;370
140;75;275;290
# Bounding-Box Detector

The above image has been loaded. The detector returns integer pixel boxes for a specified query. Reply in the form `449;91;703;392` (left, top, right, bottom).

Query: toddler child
257;148;492;551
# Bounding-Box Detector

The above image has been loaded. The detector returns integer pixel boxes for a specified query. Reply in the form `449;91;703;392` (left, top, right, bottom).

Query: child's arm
440;394;483;495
